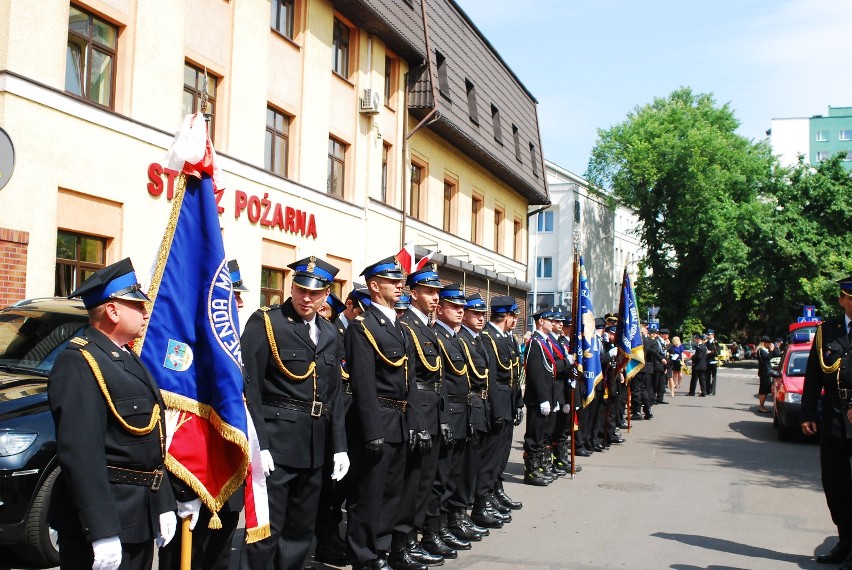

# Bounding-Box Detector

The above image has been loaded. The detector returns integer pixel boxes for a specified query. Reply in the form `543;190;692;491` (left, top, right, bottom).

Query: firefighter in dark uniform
602;320;626;446
550;312;580;472
803;276;852;568
431;284;480;549
344;256;419;570
480;296;524;511
457;294;502;529
49;258;177;570
705;330;719;396
314;283;370;566
240;256;349;570
523;310;565;486
395;266;450;565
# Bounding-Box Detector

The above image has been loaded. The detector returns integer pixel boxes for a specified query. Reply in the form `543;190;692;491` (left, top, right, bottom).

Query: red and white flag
415;249;438;270
396;242;416;274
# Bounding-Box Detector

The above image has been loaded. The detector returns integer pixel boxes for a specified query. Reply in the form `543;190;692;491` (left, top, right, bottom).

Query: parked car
0;297;88;565
729;343;744;361
716;343;732;364
772;338;818;441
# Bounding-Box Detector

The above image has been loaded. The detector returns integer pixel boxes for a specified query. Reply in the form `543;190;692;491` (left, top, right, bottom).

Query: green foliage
586;87;852;341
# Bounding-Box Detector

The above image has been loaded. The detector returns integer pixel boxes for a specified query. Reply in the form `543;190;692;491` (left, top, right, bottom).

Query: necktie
848;320;852;336
306;320;319;345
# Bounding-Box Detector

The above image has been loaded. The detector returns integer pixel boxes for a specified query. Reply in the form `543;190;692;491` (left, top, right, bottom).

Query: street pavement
4;363;837;569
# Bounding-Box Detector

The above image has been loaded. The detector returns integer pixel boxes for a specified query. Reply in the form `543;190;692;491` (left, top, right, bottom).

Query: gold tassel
246;524;272;544
208;512;223;530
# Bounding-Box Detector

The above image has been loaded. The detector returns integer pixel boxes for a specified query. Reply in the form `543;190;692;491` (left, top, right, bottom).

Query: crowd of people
49;252;702;570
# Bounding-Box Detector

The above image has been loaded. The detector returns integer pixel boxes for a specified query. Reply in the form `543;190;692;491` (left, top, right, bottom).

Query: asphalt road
4;362;838;570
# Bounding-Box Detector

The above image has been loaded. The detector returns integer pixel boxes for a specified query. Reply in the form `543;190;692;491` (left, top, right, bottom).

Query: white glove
609;347;618;357
331;452;350;481
261;449;275;477
92;535;121;570
567;354;576;365
562;403;570;413
569;380;577;389
157;511;177;547
177;498;202;531
539;401;551;416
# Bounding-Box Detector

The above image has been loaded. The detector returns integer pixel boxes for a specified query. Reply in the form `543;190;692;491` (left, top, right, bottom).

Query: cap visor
293;276;330;290
114;290;150;303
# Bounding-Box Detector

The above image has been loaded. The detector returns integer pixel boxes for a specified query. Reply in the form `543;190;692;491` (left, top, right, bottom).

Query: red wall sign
147;162;318;239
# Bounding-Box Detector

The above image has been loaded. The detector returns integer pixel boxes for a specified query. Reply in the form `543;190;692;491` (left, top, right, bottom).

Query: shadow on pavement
654;532;821;569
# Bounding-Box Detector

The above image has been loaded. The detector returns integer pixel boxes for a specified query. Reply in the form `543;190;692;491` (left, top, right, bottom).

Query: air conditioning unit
359;89;382;115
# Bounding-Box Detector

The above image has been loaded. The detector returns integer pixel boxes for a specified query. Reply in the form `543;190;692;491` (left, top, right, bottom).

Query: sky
454;0;852;177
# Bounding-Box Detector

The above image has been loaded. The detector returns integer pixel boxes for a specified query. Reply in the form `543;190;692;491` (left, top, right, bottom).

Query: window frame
512;124;521;162
443;178;457;233
55;230;107;297
816;150;830;162
435;51;450;99
537;210;554;233
381;142;391;204
465;79;479;125
471;193;484;245
409;161;426;220
529;142;539;177
536;256;553;279
265;106;291;178
513;217;523;261
839;129;852;141
270;0;295;39
494;206;505;254
260;266;287;307
327;136;347;198
491;104;503;145
65;5;118;109
816;130;829;142
332;17;351;79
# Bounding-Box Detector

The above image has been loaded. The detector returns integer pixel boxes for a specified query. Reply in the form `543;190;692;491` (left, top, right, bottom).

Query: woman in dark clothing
756;335;778;413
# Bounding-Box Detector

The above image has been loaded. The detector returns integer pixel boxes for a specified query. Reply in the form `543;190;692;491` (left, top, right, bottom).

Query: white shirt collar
486;321;504;337
435;319;456;335
461;324;478;338
409;305;430;325
338;314;350;330
372;303;397;323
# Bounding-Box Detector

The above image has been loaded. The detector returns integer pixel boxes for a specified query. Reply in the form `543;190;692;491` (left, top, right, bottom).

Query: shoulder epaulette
354;315;365;322
68;337;89;349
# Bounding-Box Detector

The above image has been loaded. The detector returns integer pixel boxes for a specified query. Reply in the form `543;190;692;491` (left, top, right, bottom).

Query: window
384;56;394;105
817;151;830;161
443;180;456;233
465;79;479;124
574;199;581;223
537;210;553;232
66;6;118;108
513;218;523;261
816;130;829;142
265;107;290;177
435;51;450;98
471;194;484;244
536;257;553;279
327;137;346;198
332;18;350;77
55;230;107;297
183;63;218;139
529;142;539;177
260;267;286;306
512;124;521;162
844;152;851;162
494;207;505;254
840;130;852;141
409;163;424;219
270;0;295;39
491;104;502;144
381;143;391;203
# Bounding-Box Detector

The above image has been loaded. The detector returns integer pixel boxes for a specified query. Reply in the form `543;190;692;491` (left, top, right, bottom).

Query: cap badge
307;256;317;274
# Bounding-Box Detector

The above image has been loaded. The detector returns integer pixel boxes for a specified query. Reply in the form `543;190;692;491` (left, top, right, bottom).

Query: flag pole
568;231;580;478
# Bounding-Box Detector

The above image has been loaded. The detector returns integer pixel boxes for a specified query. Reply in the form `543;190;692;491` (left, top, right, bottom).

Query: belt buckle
311;401;323;417
840;389;850;401
150;469;163;491
434;383;441;394
480;389;488;399
400;400;408;412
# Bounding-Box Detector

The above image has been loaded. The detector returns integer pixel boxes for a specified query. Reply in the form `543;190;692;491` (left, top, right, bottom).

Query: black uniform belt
377;396;407;412
107;466;164;490
474;389;488;399
448;394;470;404
416;381;442;394
839;388;852;400
494;378;512;385
263;394;331;417
343;382;353;395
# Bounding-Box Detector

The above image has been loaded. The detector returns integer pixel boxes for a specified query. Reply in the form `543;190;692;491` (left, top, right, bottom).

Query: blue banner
574;256;602;406
616;269;645;381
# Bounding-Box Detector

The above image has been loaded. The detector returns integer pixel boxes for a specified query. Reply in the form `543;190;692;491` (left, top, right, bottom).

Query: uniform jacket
48;326;176;543
333;315;354;415
433;322;471;440
480;322;515;422
644;335;666;373
692;343;708;372
241;299;346;468
457;327;494;432
344;304;416;444
523;331;567;407
803;316;852;437
706;339;719;366
400;310;444;435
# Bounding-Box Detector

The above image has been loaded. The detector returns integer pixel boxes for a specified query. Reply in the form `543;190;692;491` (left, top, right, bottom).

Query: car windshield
0;310;87;375
785;350;810;377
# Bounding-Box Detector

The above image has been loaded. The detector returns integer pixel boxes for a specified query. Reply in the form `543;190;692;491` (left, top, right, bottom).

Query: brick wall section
0;228;30;307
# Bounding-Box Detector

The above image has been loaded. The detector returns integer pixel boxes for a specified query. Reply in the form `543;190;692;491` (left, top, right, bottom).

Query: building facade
0;0;548;318
768;105;852;172
527;160;644;322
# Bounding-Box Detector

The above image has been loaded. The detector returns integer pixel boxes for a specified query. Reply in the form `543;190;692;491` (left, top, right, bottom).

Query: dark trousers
160;506;241;570
497;418;515;485
653;370;667;402
240;465;323;570
346;441;406;566
523;404;549;454
415;436;441;523
689;370;708;395
59;535;152;570
394;446;423;534
477;423;507;497
820;434;852;540
707;364;718;394
631;376;652;416
458;432;485;506
439;438;467;511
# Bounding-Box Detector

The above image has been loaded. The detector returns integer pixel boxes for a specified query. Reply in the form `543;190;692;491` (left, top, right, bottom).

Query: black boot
540;450;557;482
314;532;350;566
486;490;511;516
438;513;471;550
462;511;490;536
389;531;428;570
494;485;522;510
523;452;548;486
406;531;444;566
421;516;457;559
482;492;511;523
447;509;481;542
